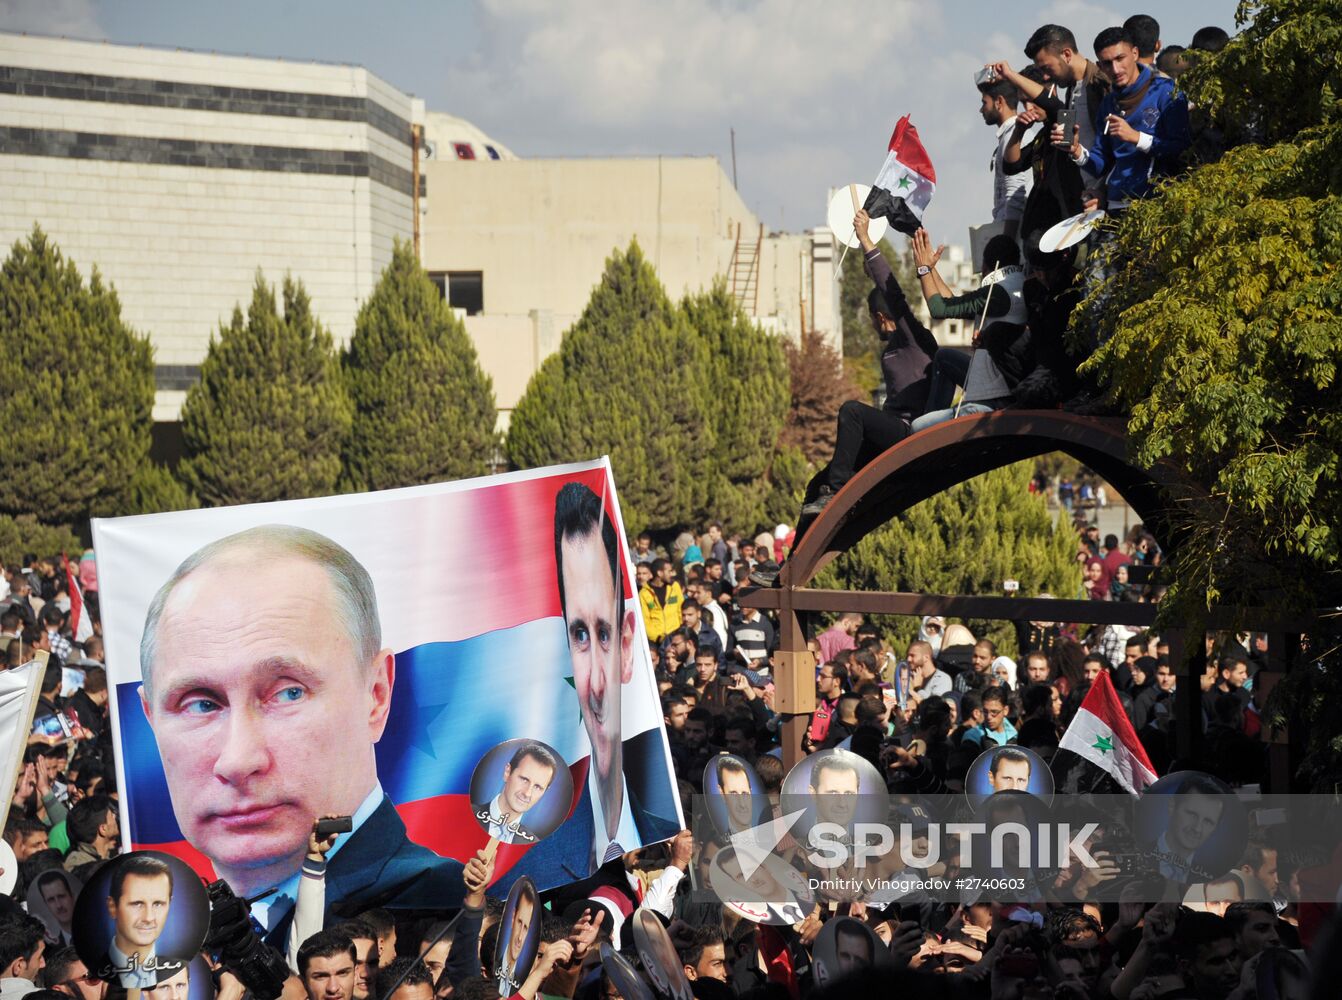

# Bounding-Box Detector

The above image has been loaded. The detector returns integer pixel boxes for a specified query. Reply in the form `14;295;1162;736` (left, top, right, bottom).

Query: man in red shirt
803;663;848;752
817;613;862;665
1102;532;1131;580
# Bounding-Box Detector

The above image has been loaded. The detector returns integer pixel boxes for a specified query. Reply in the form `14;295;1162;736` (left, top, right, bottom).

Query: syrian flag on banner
1059;670;1157;795
61;554;93;644
862;115;937;235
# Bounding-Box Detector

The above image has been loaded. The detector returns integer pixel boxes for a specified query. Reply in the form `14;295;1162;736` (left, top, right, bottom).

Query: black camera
204;879;293;1000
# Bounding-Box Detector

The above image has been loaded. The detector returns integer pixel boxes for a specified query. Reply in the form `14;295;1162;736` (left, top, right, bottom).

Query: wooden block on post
774;649;818;715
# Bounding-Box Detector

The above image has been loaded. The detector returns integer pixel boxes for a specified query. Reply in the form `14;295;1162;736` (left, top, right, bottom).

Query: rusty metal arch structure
736;410;1259;773
780;410;1187;590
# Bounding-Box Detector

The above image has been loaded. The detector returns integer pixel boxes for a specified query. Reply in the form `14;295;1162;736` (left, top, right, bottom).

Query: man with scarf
1062;25;1190;210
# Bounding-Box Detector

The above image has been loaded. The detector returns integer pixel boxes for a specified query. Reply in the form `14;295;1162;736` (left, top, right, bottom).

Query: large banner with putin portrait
93;459;682;915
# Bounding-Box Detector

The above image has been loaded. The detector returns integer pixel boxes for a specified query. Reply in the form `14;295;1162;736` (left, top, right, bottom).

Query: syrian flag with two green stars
1059;670;1158;795
862;115;937;235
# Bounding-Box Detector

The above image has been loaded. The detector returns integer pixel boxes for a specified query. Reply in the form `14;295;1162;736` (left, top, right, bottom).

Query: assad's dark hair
554;481;623;620
507;742;557;775
990;746;1031;775
109;855;173;903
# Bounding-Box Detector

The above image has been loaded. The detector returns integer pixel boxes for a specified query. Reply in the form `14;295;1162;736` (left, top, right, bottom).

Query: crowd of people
793;16;1230;531
0;14;1332;1000
1;503;1315;1000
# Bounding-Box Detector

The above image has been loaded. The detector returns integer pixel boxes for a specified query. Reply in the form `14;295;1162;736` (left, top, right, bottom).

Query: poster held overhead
827;185;890;250
92;459;682;936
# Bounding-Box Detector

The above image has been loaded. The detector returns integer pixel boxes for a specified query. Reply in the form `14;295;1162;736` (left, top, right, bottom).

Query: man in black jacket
796;210;940;520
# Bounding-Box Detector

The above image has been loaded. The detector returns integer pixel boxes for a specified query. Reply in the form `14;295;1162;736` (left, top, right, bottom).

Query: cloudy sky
2;0;1239;249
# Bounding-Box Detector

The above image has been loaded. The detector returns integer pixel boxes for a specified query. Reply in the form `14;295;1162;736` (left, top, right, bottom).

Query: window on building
447;271;484;315
428;272;448;300
452;142;476;160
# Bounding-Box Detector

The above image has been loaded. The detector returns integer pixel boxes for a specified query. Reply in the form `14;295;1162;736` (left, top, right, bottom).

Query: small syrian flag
61;553;93;645
1059;670;1157;795
862;115;937;235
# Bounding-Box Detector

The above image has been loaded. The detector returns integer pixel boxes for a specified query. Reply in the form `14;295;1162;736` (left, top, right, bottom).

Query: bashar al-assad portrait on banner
549;483;680;872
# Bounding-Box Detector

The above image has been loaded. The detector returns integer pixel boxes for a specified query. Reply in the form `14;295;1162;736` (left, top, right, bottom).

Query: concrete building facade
0;32;424;420
1;32;844;430
419;152;839;424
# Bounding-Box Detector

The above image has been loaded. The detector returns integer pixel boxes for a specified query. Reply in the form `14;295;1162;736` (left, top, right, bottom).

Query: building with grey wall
0;31;424;420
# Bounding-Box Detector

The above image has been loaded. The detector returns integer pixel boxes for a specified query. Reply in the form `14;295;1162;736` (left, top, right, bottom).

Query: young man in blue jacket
1060;25;1190;210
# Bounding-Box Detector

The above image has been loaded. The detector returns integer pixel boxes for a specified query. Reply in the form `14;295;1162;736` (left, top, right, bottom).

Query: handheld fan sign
1039;210;1106;253
470;737;575;862
494;876;541;997
828;184;891;249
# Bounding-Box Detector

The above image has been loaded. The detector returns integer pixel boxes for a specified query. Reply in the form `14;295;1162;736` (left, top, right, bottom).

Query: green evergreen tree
680;281;789;530
815;462;1080;654
0;515;84;569
1078;0;1342;779
179;274;351;506
125;464;198;515
0;227;154;524
507;242;716;536
343;241;498;492
763;445;813;529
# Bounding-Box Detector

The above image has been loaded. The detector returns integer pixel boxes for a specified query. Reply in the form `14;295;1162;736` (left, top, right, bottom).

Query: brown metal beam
739;586;1316;633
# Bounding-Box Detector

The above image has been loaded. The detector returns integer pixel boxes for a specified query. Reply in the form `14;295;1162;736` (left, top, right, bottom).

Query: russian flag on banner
61;553;94;644
116;620;594;884
863;115;937;235
96;460;681;895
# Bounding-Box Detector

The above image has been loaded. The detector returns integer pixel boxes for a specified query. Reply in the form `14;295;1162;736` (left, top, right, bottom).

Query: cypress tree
507;242;716;536
779;328;863;466
343;241;498;491
0;515;84;569
680;281;789;530
179;274;351;506
0;226;154;523
815;462;1080;654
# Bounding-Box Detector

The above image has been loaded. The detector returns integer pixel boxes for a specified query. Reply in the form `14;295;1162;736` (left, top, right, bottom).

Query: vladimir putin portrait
137;524;462;944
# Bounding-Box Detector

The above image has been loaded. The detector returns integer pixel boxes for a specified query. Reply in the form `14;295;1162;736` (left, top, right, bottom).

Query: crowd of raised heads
1;485;1319;1000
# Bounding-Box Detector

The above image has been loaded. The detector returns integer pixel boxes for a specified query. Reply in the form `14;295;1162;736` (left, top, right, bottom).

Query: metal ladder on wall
728;222;763;314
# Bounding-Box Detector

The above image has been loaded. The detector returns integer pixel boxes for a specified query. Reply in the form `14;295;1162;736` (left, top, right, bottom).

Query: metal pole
411;123;422;259
730;128;738;189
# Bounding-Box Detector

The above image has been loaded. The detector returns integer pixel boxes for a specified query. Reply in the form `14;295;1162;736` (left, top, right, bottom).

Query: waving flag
1059;671;1158;794
863;116;937;235
61;554;93;644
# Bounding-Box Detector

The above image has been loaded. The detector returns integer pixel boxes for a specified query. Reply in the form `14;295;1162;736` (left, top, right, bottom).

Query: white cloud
444;0;1172;245
457;0;926;131
0;0;102;38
